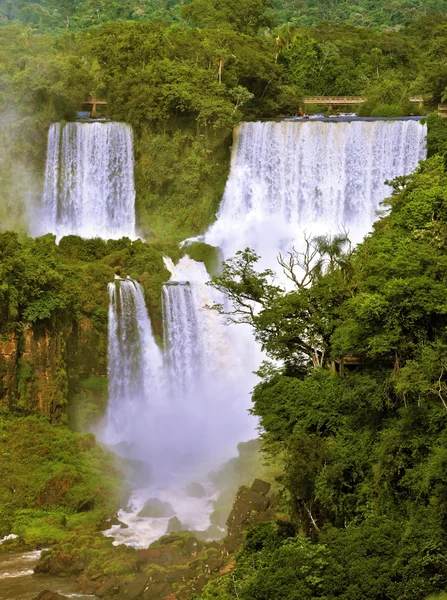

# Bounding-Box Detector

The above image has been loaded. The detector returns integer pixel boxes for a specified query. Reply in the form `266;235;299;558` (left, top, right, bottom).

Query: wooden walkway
303;96;365;105
78;95;442;118
303;96;425;106
80;96;107;118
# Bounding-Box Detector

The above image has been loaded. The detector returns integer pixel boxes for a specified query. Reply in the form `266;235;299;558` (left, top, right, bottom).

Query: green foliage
197;522;329;600
0;412;121;544
2;0;447;31
181;0;273;34
207;150;447;597
184;242;221;275
135;128;232;242
67;376;108;432
426;113;447;157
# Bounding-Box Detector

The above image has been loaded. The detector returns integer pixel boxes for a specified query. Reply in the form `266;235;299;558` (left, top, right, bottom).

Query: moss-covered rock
0;413;122;545
137;499;175;518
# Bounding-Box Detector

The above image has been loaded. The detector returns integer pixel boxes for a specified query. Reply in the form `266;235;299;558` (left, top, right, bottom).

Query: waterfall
162;257;259;462
40;122;136;240
163;283;205;393
101;117;427;547
105;277;163;452
206;119;427;261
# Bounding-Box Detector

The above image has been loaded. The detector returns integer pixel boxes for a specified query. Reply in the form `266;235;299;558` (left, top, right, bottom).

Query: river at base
0;551;96;600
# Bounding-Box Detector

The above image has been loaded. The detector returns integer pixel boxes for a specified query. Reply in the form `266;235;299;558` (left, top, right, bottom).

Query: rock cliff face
0;318;107;421
18;324;66;419
0;332;18;406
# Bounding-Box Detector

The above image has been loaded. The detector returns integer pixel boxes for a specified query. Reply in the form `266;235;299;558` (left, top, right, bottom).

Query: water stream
206;118;427;266
0;551;94;600
39;122;136;240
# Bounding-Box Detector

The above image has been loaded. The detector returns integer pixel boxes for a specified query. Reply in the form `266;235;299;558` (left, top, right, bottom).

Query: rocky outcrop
185;482;206;498
34;479;277;600
18;324;66;419
224;479;275;553
32;592;69;600
137;499;175;518
0;331;18;407
0;316;107;421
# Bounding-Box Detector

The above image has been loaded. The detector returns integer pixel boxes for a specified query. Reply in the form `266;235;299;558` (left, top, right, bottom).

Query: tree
209;234;352;371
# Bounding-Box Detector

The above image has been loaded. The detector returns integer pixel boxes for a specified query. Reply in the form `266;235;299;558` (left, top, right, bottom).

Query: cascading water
163;282;205;393
101;117;428;548
102;265;258;547
206;118;427;262
39;122;136;239
161;257;258;461
104;277;164;454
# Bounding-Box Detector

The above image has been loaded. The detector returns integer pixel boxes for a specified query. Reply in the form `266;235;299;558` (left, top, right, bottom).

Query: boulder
251;479;271;496
185;482;206;498
32;592;68;600
119;573;148;599
165;516;184;534
226;485;270;537
137;498;175;518
97;516;128;531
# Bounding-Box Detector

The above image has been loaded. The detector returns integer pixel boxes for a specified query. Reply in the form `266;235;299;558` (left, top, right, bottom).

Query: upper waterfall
206;119;427;259
39;122;136;240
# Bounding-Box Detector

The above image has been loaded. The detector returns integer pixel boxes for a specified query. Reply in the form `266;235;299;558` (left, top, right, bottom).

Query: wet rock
32;592;68;600
137;498;175;518
97;516;129;531
251;479;271;496
226;485;270;537
185;482;206;498
96;575;120;596
142;582;169;600
119;572;148;598
34;550;86;578
165;516;184;534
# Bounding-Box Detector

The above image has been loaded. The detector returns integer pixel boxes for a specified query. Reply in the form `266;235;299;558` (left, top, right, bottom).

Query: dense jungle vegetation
197;138;447;600
1;0;447;30
2;0;447;238
1;0;447;598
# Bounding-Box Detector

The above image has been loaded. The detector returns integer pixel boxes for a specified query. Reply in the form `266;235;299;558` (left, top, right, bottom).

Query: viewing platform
303;96;425;107
303;96;366;105
79;96;108;118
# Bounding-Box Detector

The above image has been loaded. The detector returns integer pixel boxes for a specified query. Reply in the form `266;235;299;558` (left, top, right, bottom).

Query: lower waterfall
163;282;205;394
102;264;258;547
104;277;164;455
39;122;136;240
